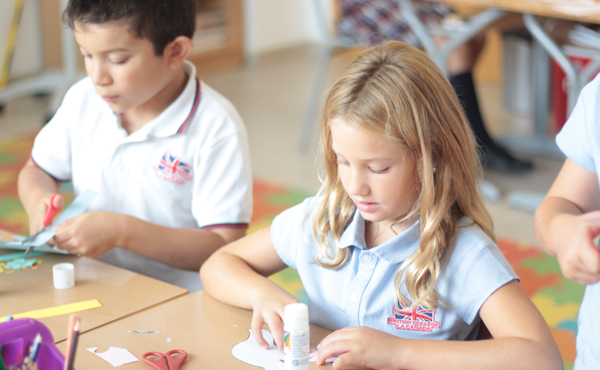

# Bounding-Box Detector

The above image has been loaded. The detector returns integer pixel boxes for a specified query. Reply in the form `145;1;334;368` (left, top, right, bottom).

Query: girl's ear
165;36;193;69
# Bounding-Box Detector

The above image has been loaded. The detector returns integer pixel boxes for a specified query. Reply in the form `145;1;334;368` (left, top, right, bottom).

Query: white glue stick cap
284;303;308;331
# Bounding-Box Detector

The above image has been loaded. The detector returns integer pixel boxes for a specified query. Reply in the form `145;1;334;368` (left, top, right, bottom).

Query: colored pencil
65;317;80;370
63;314;77;370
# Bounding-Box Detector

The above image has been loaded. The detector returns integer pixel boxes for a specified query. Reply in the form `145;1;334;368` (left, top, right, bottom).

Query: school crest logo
387;300;441;332
153;152;192;184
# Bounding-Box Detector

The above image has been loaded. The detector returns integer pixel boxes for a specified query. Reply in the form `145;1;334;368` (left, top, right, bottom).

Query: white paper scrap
87;347;139;367
232;330;284;370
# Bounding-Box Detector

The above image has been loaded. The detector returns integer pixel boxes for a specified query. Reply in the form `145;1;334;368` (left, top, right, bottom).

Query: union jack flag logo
153;152;192;184
387;299;441;332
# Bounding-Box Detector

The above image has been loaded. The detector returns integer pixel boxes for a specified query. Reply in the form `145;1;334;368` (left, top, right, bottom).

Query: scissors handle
142;352;169;370
165;349;188;369
42;193;62;228
142;350;187;370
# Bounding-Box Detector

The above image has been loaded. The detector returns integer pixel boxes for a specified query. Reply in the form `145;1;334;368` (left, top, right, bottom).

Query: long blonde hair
310;41;494;309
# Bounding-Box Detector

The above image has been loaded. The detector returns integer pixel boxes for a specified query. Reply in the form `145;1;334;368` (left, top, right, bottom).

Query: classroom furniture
398;0;600;159
0;0;244;117
59;291;339;369
0;229;188;344
189;0;245;73
0;0;81;119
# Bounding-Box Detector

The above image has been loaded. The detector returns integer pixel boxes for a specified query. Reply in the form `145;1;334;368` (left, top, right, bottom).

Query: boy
534;73;600;369
17;0;252;292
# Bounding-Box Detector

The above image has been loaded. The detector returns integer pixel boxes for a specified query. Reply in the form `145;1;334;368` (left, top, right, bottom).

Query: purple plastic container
0;318;71;370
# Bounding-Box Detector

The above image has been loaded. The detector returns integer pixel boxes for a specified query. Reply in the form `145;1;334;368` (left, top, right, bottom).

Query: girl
200;42;561;370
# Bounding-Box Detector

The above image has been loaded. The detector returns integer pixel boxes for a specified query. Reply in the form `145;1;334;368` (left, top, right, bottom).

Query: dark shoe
480;145;533;173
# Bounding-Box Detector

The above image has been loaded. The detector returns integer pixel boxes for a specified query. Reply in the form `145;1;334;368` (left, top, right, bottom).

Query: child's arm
51;212;245;271
18;159;63;236
19;158;244;271
200;226;297;352
316;280;562;370
535;158;600;284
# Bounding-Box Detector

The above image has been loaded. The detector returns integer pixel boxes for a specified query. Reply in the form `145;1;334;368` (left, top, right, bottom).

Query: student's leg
447;36;533;173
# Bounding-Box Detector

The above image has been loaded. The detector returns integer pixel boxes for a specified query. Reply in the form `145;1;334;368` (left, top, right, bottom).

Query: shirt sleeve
270;197;317;270
556;74;600;172
30;84;82;181
193;133;253;228
439;234;519;325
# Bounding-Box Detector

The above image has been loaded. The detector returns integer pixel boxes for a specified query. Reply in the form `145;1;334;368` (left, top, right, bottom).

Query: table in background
59;291;348;370
399;0;600;159
0;229;188;343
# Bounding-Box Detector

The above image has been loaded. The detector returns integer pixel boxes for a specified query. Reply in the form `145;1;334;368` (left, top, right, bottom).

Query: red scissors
142;350;188;370
23;193;63;253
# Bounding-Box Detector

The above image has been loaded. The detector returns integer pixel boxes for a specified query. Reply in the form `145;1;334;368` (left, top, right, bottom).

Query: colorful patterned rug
0;132;581;368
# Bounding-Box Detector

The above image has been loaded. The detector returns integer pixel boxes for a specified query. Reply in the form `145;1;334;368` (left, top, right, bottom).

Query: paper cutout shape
0;251;45;262
87;347;139;367
232;330;285;370
0;299;102;322
5;258;37;270
0;189;99;252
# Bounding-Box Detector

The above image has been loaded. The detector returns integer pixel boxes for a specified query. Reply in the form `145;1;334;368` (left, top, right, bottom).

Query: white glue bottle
284;303;310;370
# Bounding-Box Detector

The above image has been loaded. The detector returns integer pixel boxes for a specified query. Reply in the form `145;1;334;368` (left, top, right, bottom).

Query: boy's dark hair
63;0;196;56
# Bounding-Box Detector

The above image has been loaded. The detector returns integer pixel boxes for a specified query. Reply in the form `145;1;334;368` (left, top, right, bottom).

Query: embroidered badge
153;152;192;184
387;300;441;332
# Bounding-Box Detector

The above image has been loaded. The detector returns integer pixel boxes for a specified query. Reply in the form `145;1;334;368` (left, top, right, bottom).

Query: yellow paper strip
0;299;102;322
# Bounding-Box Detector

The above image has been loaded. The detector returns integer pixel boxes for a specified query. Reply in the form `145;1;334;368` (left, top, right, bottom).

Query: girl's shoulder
447;217;514;276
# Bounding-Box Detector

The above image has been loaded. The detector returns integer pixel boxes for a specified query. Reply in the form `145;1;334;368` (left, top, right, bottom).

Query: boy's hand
554;211;600;285
250;293;298;353
316;326;403;370
27;193;64;238
53;211;120;258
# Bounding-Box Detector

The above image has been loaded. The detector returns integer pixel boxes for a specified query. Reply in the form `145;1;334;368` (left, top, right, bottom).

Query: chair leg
298;45;334;152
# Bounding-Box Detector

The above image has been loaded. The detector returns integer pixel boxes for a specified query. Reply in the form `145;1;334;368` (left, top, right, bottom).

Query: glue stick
284;303;309;370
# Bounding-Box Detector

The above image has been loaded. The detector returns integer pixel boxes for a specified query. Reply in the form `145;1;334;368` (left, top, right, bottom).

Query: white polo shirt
556;73;600;370
271;197;518;339
32;61;253;292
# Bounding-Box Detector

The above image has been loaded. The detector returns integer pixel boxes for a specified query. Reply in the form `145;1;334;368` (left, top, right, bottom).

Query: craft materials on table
52;263;75;290
0;257;42;274
0;318;69;370
232;330;285;370
0;189;98;253
63;314;80;370
87;347;139;367
142;349;188;370
0;300;102;322
232;329;337;370
283;303;309;370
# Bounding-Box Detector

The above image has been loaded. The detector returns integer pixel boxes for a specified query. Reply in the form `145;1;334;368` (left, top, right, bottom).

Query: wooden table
59;291;340;370
0;230;188;343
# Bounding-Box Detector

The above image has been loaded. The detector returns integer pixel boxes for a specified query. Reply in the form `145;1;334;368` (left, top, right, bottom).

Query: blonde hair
310;41;494;310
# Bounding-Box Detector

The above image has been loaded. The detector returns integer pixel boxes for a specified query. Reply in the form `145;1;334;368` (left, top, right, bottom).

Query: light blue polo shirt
556;73;600;370
271;197;518;340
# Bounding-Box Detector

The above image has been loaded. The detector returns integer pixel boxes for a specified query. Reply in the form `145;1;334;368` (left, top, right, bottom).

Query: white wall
0;0;43;80
244;0;331;56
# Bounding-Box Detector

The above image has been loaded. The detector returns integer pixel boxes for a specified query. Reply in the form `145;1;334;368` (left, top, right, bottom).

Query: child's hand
554;211;600;285
316;326;403;370
53;211;120;257
251;293;298;353
27;193;64;240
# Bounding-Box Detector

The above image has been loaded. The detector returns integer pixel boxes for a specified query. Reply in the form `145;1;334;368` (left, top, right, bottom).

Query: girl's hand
316;326;404;370
53;211;120;257
553;211;600;284
251;293;298;353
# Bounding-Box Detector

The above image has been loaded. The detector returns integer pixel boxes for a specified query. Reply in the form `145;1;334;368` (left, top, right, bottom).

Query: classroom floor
0;43;564;246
